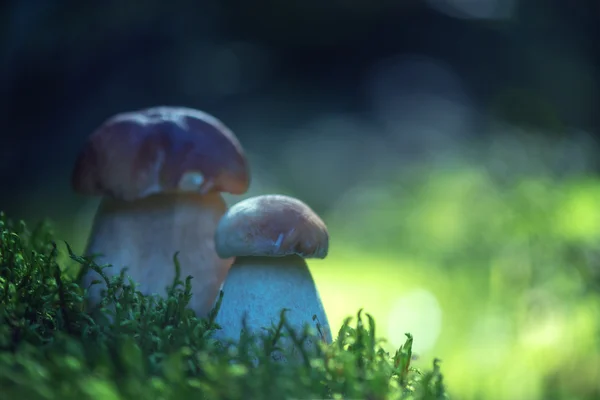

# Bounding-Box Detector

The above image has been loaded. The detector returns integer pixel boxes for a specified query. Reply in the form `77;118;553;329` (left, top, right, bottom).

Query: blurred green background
1;1;599;399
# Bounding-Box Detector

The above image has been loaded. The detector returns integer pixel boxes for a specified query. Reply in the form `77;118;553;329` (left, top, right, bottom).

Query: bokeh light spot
387;289;442;353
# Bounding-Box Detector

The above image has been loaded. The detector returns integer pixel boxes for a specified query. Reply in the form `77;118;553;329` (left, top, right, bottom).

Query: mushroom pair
73;106;332;346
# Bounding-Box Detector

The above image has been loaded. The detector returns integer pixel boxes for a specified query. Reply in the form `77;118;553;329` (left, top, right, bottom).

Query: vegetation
317;158;600;400
0;213;448;400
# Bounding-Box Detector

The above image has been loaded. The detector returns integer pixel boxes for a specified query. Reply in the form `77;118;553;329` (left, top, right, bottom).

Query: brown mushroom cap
215;194;329;259
71;106;250;200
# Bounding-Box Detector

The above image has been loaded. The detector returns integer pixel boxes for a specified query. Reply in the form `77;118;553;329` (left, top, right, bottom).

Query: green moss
0;212;448;400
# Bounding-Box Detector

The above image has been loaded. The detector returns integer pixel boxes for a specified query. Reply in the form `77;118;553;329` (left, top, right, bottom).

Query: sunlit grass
312;166;600;400
313;249;600;399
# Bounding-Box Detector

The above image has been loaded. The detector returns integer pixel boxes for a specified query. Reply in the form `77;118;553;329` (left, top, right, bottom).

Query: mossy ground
0;213;448;400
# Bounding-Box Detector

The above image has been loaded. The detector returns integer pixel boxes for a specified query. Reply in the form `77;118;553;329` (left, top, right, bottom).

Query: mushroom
213;194;332;351
71;106;250;316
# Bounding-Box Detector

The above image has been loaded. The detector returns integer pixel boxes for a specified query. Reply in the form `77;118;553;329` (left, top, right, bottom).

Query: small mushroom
72;106;250;316
214;194;332;349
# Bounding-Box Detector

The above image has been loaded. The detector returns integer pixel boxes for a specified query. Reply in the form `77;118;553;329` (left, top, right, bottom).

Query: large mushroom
72;106;250;316
213;194;332;350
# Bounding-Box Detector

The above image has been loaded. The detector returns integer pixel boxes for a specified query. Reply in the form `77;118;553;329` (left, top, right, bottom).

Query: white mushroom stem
82;191;233;316
215;255;332;346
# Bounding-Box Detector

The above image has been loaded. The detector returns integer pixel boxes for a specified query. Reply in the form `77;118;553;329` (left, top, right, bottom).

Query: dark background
1;0;598;217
